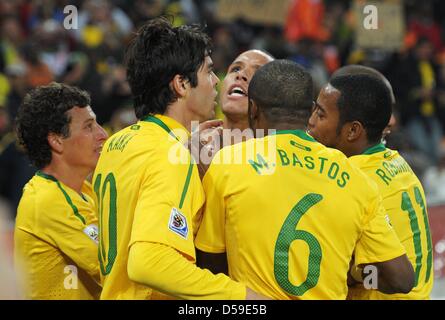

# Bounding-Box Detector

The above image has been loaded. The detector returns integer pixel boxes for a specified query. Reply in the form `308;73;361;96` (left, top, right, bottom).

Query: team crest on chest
168;208;188;239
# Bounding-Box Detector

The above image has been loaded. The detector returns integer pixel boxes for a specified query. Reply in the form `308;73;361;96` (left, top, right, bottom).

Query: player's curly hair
125;16;212;119
16;82;91;169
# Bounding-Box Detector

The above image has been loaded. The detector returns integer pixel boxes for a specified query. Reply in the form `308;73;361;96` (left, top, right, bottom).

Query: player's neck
223;115;249;131
345;140;375;157
41;161;90;194
164;105;194;133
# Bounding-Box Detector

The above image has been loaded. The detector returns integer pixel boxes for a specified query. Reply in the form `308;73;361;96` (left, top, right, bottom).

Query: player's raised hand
187;119;224;179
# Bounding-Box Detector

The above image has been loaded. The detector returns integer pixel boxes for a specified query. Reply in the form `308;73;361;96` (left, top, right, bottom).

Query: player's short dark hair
248;59;313;127
330;74;392;144
16;82;91;169
331;64;395;104
332;64;384;79
125;16;212;119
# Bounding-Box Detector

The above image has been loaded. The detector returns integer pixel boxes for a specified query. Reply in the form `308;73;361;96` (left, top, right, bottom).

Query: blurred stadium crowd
0;0;445;295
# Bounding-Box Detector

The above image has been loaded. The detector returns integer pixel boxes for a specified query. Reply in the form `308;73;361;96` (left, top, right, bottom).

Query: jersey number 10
94;173;118;276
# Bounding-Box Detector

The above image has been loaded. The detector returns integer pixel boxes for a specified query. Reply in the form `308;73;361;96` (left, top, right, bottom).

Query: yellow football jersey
14;172;101;300
93;114;223;299
195;130;406;300
347;143;434;300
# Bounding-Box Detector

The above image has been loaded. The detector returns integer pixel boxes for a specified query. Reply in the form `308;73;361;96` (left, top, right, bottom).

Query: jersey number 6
274;193;323;296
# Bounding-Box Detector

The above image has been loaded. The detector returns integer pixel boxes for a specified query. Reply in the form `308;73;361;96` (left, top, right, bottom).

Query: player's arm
196;250;228;275
355;193;415;294
45;203;100;281
128;242;268;300
354;255;414;294
128;242;246;299
128;146;269;300
195;154;231;274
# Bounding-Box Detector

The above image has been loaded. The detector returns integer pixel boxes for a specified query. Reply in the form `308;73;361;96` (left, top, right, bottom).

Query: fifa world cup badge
168;208;189;239
83;224;99;244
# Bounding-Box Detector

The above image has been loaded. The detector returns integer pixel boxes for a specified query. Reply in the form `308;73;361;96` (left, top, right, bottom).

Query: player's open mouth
228;85;247;97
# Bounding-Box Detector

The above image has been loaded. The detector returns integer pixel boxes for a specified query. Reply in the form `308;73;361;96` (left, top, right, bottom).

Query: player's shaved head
240;49;274;61
248;59;313;128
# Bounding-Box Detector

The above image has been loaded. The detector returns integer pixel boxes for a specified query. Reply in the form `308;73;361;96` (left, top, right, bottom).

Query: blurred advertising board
354;0;405;50
217;0;291;26
429;204;445;279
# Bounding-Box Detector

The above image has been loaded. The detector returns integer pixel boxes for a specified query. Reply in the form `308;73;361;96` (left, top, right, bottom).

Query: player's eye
229;66;240;73
316;110;325;119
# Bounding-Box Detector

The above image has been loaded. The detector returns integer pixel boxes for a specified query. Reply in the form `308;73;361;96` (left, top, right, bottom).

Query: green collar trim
141;115;178;141
36;170;57;182
36;171;86;224
362;143;387;155
179;162;193;210
274;129;316;142
141;116;192;210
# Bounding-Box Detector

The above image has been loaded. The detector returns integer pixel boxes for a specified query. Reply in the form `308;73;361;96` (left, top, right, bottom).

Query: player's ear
346;121;363;142
170;75;188;99
47;133;64;154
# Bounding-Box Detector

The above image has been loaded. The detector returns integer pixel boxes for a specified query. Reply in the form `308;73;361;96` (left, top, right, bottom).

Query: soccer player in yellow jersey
221;50;274;131
195;60;415;299
93;17;266;300
308;67;434;299
193;50;274;178
14;83;108;299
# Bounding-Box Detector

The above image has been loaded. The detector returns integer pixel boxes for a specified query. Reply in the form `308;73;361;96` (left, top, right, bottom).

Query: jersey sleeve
128;241;246;299
41;201;100;279
194;160;227;254
129;143;202;260
355;190;406;265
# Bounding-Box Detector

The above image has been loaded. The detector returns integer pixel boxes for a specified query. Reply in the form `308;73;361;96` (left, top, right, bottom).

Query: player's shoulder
99;124;163;171
349;145;389;167
22;174;61;203
351;147;419;184
314;143;362;172
315;145;381;195
103;124;145;151
205;138;256;182
105;121;183;154
16;174;66;227
350;146;407;168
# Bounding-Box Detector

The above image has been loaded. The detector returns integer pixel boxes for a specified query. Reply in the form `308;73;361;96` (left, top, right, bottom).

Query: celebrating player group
13;17;432;300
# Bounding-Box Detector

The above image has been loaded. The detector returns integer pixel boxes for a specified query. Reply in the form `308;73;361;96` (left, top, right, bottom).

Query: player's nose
96;124;109;142
235;69;248;82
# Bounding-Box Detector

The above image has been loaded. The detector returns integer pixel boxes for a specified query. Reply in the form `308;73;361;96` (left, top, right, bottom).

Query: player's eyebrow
229;60;245;68
83;117;95;125
314;100;326;113
251;64;262;70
